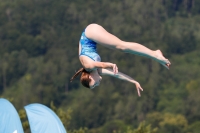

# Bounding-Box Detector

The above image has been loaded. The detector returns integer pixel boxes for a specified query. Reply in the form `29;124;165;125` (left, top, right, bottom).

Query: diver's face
89;71;102;89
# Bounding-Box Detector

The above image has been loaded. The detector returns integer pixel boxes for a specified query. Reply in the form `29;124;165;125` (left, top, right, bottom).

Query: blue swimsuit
79;30;101;62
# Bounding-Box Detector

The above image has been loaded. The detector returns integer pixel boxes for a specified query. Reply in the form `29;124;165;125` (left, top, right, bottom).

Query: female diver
70;24;171;97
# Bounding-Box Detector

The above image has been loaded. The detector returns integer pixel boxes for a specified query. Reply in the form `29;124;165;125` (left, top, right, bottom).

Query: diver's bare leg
85;24;171;68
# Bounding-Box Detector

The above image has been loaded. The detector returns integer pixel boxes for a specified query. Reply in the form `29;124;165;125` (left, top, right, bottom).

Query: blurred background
0;0;200;133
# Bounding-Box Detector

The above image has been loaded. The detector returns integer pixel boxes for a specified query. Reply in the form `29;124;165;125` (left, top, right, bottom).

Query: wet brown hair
70;68;91;88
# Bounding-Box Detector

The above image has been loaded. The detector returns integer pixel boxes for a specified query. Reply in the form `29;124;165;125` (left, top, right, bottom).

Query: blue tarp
0;98;24;133
25;103;67;133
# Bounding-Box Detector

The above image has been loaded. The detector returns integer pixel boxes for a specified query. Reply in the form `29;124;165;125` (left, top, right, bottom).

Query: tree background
0;0;200;133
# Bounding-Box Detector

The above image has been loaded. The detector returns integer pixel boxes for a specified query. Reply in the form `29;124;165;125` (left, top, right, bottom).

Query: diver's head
70;68;102;89
88;70;102;89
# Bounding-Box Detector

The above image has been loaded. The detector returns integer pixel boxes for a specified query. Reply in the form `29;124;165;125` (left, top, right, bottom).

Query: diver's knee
116;41;127;51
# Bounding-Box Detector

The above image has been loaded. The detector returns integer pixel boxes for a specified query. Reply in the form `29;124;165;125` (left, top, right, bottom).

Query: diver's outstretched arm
98;68;143;97
85;23;171;69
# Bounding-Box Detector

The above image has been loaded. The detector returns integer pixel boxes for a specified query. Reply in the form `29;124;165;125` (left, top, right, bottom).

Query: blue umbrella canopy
0;98;24;133
25;103;67;133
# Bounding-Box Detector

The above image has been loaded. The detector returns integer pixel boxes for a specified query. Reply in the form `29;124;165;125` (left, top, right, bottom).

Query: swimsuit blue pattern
79;30;101;62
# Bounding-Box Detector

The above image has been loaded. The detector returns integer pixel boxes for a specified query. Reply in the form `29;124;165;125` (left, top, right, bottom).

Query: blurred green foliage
0;0;200;133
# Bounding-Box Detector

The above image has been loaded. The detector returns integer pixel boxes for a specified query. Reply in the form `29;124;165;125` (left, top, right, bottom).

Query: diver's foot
154;50;171;69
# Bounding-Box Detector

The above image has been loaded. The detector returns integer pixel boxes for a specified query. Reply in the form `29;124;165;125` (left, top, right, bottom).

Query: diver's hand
134;82;143;97
102;62;118;74
112;63;118;74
